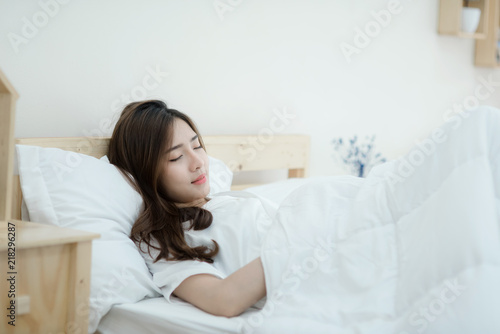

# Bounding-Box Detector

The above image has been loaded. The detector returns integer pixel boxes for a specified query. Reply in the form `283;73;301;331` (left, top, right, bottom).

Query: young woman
108;99;268;317
107;101;500;332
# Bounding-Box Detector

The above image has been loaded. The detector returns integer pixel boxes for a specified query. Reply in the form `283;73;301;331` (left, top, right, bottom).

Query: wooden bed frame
11;134;310;220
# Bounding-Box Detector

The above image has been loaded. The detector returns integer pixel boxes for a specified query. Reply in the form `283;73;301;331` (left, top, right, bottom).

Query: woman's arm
173;257;266;317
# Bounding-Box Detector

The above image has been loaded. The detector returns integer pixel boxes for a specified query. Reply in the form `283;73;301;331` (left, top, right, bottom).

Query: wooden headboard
12;135;310;220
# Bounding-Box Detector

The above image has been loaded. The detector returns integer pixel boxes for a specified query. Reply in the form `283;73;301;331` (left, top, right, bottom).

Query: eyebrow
165;134;199;153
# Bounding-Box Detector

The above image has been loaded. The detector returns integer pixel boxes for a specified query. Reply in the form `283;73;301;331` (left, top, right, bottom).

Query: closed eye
169;145;203;162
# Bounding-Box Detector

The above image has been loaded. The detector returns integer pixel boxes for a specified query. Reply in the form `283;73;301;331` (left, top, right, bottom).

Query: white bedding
97;106;500;334
96;296;241;334
255;107;500;333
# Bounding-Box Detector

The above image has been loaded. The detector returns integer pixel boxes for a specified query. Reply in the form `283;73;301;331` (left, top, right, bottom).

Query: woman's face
160;118;210;206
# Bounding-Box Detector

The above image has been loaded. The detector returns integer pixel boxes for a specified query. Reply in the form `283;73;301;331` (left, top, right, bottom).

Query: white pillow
208;155;233;194
16;145;234;332
16;144;163;332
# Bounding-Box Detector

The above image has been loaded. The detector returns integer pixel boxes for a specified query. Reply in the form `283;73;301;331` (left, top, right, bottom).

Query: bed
12;134;311;334
12;106;500;334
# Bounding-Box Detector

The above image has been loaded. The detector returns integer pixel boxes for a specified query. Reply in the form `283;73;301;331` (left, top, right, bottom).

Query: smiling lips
191;173;207;185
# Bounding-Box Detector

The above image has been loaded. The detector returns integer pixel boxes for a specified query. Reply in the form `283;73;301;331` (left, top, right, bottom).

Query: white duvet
242;106;500;334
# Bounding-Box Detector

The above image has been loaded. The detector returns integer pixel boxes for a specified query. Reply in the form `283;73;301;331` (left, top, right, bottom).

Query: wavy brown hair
108;100;219;263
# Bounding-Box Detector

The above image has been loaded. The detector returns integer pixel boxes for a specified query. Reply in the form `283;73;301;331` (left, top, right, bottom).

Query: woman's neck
176;197;210;208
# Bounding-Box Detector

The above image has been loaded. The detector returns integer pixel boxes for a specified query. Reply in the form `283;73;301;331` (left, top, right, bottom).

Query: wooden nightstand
1;220;99;334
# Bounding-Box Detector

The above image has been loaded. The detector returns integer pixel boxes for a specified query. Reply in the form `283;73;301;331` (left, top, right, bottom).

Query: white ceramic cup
462;8;481;33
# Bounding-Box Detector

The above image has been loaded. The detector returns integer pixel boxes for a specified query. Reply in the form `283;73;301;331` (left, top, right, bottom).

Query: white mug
461;8;481;33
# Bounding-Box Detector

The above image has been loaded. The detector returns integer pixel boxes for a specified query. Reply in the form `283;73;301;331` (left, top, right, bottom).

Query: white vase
461;8;481;33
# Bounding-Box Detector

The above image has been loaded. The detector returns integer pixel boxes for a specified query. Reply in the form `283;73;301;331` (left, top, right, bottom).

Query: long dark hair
108;100;219;263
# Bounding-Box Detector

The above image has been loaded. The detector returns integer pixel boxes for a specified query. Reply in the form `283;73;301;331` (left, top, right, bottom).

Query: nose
188;150;204;172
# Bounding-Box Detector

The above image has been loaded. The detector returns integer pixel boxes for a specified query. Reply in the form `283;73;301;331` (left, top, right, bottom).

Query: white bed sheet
96;296;266;334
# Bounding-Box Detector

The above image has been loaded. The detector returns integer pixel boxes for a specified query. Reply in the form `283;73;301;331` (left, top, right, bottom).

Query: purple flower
331;134;386;177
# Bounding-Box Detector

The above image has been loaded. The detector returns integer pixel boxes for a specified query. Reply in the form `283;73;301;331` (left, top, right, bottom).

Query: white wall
1;0;499;178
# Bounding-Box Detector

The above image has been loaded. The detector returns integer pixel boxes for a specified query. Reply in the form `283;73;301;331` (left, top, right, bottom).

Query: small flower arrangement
331;134;387;177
